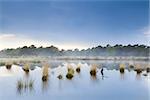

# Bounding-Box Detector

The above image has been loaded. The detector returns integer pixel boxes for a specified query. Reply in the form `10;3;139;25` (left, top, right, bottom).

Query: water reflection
16;79;34;95
120;72;125;80
136;74;141;80
42;80;49;92
0;60;149;100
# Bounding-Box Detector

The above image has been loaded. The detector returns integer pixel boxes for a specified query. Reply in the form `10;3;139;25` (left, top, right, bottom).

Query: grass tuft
146;67;150;73
57;74;63;79
5;64;12;70
119;64;125;74
66;64;74;80
90;64;97;76
76;63;81;73
23;63;30;73
134;64;143;74
42;64;49;81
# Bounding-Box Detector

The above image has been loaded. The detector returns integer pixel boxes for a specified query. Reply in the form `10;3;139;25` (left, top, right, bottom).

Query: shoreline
0;56;149;62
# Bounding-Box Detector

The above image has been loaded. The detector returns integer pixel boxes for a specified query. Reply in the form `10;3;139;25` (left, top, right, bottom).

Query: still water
0;60;149;100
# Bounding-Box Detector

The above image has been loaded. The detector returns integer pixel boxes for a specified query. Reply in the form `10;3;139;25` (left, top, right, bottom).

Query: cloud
0;34;16;40
142;26;150;38
0;33;87;50
0;33;51;50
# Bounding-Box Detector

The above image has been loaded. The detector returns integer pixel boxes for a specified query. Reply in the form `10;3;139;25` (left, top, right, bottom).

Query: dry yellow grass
23;63;30;73
90;64;97;76
134;64;143;74
76;63;81;73
119;64;125;73
66;64;74;79
42;63;49;81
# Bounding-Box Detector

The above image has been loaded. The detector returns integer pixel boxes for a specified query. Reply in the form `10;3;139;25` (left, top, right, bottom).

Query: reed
23;63;30;73
90;64;97;76
134;64;143;74
42;64;49;81
76;63;81;73
146;67;150;73
5;64;12;69
66;64;74;80
119;64;125;73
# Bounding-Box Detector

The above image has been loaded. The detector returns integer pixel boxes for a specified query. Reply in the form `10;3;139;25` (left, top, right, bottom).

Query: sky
0;0;149;50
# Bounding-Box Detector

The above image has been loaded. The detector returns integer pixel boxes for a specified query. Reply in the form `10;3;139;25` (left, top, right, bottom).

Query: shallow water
0;60;149;100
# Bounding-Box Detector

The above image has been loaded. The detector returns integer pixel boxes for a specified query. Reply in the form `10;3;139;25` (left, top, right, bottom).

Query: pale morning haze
0;0;149;50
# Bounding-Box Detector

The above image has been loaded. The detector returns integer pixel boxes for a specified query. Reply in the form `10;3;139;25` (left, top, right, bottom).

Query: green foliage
0;44;149;57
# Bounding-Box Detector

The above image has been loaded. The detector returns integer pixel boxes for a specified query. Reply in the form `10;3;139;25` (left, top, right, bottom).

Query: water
0;60;149;100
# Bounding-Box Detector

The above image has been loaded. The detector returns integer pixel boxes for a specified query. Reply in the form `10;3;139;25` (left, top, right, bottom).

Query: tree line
0;44;149;57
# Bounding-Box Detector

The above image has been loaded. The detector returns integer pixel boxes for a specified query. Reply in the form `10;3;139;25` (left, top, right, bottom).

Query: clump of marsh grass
23;63;30;73
76;63;81;73
90;64;97;76
129;64;134;69
146;67;150;73
42;64;49;81
66;73;74;79
5;64;12;70
134;64;143;74
67;64;75;74
119;64;125;74
66;64;74;80
57;74;63;79
5;62;12;69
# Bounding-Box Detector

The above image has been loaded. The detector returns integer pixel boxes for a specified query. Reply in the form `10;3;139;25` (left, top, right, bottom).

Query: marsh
0;59;149;100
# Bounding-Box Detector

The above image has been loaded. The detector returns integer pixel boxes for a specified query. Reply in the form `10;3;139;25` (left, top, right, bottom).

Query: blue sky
0;0;149;50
